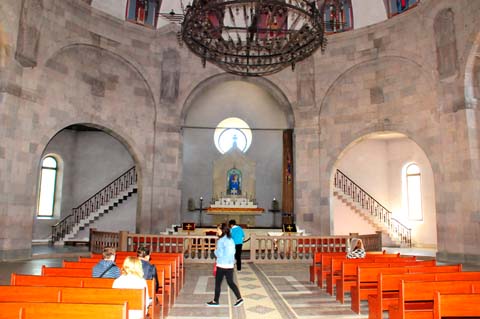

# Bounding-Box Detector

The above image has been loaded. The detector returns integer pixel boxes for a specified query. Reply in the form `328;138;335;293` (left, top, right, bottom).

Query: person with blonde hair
113;256;150;319
347;238;366;259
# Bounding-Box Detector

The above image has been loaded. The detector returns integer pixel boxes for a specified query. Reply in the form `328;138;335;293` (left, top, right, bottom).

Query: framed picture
282;223;297;233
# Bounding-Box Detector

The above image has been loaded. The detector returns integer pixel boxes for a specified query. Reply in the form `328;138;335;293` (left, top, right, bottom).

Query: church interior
1;0;480;318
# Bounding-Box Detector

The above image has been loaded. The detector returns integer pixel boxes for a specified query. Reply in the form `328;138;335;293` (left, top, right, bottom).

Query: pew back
433;292;480;319
0;301;128;319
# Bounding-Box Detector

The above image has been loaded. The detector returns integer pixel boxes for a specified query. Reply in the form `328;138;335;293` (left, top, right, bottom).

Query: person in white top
112;256;150;319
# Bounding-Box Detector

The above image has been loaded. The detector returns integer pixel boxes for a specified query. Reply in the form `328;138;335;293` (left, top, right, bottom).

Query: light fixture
179;0;327;76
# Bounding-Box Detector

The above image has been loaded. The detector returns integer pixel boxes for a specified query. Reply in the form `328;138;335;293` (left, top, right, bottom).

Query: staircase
333;169;411;247
51;166;137;245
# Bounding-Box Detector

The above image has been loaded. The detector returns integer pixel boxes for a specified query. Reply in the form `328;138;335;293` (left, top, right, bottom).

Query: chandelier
179;0;327;76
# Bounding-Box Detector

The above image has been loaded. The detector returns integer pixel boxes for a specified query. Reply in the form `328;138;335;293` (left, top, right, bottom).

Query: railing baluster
51;166;137;244
334;169;411;247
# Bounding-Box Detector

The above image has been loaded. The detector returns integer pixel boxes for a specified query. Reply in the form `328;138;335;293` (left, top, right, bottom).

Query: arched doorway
331;131;437;248
33;124;138;243
181;76;294;228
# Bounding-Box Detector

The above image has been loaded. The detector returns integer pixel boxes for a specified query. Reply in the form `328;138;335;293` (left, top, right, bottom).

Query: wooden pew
388;280;480;319
310;252;345;283
0;301;128;319
88;252;185;288
349;264;462;314
42;266;92;277
433;292;480;319
326;256;418;295
10;274;163;319
337;260;436;304
0;286;146;319
316;252;396;288
369;271;480;319
78;254;182;294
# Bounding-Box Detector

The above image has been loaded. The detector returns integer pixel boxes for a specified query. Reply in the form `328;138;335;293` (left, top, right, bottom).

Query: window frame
37;156;59;218
125;0;160;29
405;163;423;221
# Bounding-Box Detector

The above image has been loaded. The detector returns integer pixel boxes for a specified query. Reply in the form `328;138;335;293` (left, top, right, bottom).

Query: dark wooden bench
0;301;128;319
368;270;480;319
388;280;480;319
433;292;480;319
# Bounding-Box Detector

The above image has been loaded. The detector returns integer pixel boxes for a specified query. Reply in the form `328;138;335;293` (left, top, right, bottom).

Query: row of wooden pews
310;251;480;319
1;251;184;319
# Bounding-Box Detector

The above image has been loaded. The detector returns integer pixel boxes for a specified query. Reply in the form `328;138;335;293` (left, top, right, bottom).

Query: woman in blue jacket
206;223;244;307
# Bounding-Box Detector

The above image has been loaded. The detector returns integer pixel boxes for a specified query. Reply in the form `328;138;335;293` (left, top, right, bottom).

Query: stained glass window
386;0;419;18
214;117;252;154
322;0;353;33
126;0;160;28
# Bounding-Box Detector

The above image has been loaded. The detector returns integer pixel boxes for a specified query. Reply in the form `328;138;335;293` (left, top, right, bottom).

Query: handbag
213;262;217;276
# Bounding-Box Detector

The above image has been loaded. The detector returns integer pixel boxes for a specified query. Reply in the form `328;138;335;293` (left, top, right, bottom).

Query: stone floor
0;245;479;319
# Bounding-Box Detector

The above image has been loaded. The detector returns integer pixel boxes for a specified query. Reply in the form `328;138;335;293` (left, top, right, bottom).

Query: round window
214;117;252;154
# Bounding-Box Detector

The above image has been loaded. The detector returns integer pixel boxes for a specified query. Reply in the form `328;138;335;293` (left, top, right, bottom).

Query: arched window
126;0;160;28
387;0;419;18
214;117;252;154
405;163;423;221
322;0;353;33
37;156;58;217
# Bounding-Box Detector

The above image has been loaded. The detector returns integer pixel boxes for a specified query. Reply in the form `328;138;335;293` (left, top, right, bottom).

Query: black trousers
214;267;241;302
235;244;243;270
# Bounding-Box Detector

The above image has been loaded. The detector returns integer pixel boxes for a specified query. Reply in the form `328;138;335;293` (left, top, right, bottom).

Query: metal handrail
51;166;137;244
334;169;411;247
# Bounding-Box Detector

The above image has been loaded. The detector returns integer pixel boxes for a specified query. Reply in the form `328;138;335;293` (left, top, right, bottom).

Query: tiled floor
1;246;479;319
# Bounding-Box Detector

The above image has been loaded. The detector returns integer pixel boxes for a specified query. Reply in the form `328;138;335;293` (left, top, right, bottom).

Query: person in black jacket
137;246;159;292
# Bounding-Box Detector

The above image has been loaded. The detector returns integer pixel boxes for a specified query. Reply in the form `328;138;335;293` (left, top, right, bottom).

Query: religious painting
434;9;458;79
257;3;287;40
126;0;160;28
226;168;242;196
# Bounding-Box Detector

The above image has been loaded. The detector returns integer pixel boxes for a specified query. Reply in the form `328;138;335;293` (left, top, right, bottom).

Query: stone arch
329;131;437;247
179;73;294;227
37;43;157;232
315;55;440;235
33;122;142;240
181;73;295;128
464;32;480;109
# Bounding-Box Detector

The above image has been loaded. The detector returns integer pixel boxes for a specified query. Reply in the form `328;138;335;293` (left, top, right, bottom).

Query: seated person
92;247;121;278
346;238;366;259
113;256;150;319
137;246;159;292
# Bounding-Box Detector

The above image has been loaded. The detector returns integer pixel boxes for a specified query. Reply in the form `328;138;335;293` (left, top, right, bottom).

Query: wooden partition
90;230;382;263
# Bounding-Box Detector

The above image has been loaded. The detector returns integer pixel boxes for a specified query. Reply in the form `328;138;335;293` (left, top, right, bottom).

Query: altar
206;207;264;226
206;148;265;226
